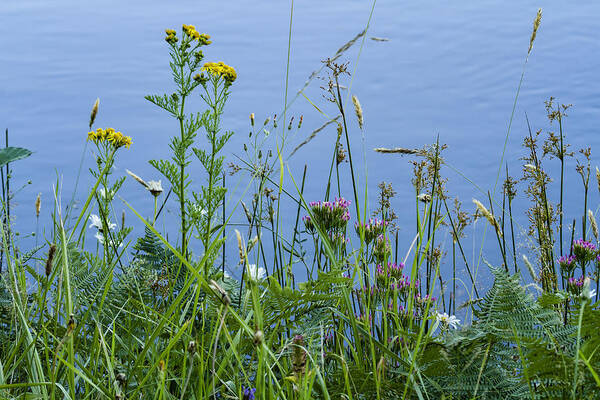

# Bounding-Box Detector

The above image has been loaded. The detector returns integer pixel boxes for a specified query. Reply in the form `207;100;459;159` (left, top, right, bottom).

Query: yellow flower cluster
87;128;132;149
201;62;237;84
164;29;178;44
182;25;211;45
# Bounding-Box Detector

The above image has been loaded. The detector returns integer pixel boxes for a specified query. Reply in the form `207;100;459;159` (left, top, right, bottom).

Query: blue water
2;1;600;300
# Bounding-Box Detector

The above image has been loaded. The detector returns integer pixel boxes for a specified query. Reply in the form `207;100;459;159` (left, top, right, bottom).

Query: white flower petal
246;264;266;281
89;214;102;230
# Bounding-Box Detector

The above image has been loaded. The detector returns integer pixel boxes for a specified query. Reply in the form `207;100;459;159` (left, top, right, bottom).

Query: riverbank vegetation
2;9;600;399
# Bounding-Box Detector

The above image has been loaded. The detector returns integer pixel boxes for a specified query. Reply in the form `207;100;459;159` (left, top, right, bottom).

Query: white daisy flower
89;214;102;230
146;180;163;196
435;312;460;329
246;264;266;281
89;214;116;232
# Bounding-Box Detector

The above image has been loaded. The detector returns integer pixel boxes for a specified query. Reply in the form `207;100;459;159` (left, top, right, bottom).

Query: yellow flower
86;127;131;149
120;135;132;149
201;61;237;84
165;29;176;36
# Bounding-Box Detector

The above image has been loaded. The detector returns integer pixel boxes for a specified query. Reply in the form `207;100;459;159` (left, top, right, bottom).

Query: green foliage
0;146;32;167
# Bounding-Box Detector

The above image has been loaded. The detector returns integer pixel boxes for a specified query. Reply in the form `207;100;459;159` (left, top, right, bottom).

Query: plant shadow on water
2;9;600;400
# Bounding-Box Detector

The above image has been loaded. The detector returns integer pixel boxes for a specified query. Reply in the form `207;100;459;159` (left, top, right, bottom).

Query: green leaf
0;147;32;167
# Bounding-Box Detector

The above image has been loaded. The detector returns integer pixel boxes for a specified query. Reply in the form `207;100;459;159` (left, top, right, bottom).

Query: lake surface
2;1;600;296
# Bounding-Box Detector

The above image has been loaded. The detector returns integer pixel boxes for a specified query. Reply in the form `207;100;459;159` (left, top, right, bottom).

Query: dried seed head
126;169;148;189
523;255;537;281
473;199;503;237
524;164;537;172
336;143;347;165
298;115;303;129
376;356;386;378
596;167;600;194
187;340;197;354
250;113;255;126
248;235;259;252
115;373;126;385
45;243;56;277
35;193;41;217
417;193;432;203
67;314;76;333
352;94;363;130
291;334;307;376
209;279;231;306
528;8;542;55
374;147;423;155
588;209;599;241
89;98;99;129
253;330;264;346
235;229;245;265
121;210;125;229
241;201;253;224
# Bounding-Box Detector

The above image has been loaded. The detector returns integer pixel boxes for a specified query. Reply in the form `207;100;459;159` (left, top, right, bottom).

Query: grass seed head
473;199;503;237
522;254;537;281
588;209;599;240
45;243;56;277
35;193;41;217
89;98;99;129
235;229;245;264
352;94;364;130
528;8;542;55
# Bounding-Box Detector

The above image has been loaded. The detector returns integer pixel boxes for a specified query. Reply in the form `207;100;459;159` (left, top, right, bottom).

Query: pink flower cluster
572;239;597;263
355;217;388;244
303;197;351;234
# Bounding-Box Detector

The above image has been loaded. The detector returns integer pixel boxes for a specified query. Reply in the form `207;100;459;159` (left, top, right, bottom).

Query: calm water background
2;1;600;299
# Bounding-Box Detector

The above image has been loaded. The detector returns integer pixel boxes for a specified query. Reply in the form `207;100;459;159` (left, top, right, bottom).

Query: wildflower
201;61;237;84
192;72;208;85
567;276;585;295
435;312;460;329
89;214;116;232
557;254;577;273
355;217;388;244
89;214;102;230
418;193;432;203
94;232;123;248
246;264;266;281
305;197;351;233
242;386;256;400
165;28;178;44
572;238;597;264
86;127;131;149
146;180;163;197
126;170;163;197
